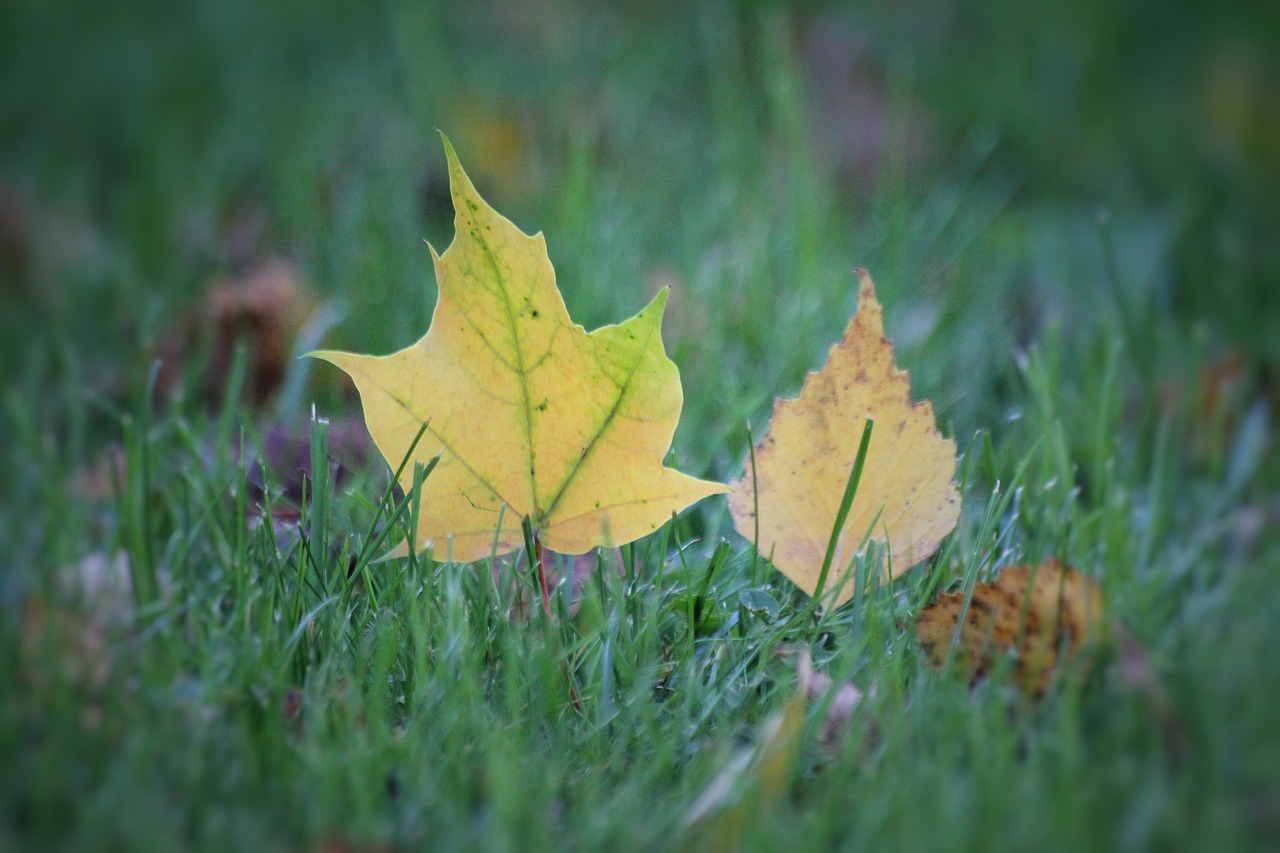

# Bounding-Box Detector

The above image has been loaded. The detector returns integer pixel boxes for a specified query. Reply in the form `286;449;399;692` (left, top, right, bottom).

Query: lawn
3;1;1279;850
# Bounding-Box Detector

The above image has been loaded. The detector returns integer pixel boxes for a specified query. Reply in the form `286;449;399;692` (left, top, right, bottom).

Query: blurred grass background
3;0;1279;849
5;0;1277;453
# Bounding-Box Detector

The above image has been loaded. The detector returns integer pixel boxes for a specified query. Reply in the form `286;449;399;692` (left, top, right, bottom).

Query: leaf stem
535;536;553;618
521;517;583;714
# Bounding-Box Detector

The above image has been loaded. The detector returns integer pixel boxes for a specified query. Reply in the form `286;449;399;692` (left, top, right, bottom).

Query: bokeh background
4;0;1277;475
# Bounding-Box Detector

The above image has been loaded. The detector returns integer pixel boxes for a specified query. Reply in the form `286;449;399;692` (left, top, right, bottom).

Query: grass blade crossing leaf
730;271;960;607
915;559;1106;696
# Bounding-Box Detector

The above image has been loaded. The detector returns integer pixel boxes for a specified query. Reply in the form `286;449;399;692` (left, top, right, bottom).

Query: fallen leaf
451;98;535;197
1201;47;1280;185
312;138;726;561
205;259;317;405
417;98;536;223
730;270;960;607
915;559;1105;697
684;649;811;850
248;415;376;507
21;551;136;727
565;548;626;618
806;667;867;751
154;258;316;407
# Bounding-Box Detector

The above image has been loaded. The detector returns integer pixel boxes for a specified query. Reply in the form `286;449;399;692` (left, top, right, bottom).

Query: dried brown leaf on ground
684;650;812;851
564;549;626;618
21;552;136;727
915;559;1105;697
806;666;868;751
730;270;960;607
248;415;376;506
154;257;317;406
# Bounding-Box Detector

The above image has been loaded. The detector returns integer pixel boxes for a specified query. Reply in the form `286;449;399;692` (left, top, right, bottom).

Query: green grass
3;1;1279;850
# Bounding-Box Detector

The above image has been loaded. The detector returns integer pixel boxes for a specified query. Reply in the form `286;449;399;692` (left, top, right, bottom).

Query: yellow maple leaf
312;138;726;561
729;270;960;607
915;559;1106;696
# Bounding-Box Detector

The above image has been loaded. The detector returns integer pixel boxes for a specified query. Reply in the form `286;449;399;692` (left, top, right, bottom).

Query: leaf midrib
472;224;540;523
471;221;659;534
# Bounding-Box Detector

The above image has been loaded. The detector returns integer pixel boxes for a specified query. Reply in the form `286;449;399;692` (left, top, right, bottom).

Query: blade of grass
805;417;875;623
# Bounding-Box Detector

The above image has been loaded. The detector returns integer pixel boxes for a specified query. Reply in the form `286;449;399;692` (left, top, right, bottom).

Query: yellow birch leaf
729;270;960;607
311;138;726;561
915;559;1106;696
